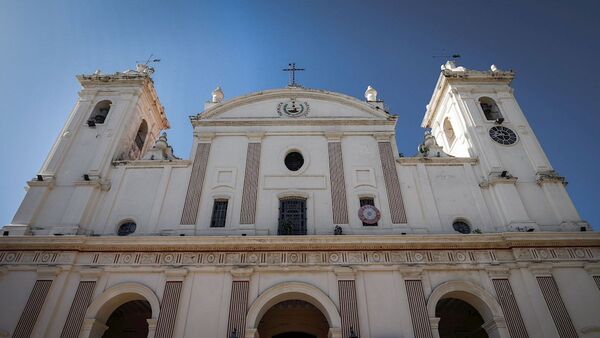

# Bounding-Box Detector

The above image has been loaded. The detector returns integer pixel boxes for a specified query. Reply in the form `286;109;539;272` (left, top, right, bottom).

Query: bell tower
422;61;586;232
5;65;169;235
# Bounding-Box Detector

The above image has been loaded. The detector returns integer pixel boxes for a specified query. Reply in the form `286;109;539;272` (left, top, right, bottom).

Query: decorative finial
365;86;378;102
211;86;224;103
490;64;498;72
93;69;101;75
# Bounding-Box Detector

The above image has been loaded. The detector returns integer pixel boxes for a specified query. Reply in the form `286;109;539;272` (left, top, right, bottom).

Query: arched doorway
82;283;160;338
258;300;328;338
102;300;152;338
245;282;343;338
426;281;510;338
436;298;488;338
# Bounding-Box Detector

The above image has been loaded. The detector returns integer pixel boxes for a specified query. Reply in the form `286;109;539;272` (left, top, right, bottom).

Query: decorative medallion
277;99;310;117
489;126;517;145
358;205;381;224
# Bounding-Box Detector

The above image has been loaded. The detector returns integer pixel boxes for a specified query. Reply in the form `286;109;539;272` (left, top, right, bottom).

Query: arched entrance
436;298;488;338
258;300;328;338
427;281;510;338
102;299;152;338
245;282;343;338
81;283;160;338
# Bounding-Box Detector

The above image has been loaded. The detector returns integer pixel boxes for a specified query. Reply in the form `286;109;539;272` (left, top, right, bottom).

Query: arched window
134;120;148;153
443;118;456;146
88;100;112;124
479;97;503;121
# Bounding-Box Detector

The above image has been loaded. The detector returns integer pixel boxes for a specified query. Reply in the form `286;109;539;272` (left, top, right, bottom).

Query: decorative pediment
192;88;392;123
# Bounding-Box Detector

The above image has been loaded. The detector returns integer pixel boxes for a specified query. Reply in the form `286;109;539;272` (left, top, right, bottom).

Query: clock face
489;126;518;145
277;99;310;117
358;205;381;224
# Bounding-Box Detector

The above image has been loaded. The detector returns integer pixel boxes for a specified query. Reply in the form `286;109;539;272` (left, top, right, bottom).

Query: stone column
240;133;264;225
228;268;252;338
154;269;187;338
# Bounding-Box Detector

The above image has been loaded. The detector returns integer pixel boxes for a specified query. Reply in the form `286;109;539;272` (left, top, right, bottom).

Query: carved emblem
277;99;310;117
358;205;381;224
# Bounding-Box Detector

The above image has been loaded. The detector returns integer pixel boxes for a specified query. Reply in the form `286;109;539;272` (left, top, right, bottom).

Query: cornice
194;87;392;121
397;157;478;166
0;233;598;253
191;118;396;127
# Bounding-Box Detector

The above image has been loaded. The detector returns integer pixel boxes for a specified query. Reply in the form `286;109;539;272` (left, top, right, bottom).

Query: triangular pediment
196;88;391;121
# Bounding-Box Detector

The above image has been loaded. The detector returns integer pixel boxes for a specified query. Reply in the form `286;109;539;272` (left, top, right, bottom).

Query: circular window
452;220;471;234
284;151;304;171
489;126;517;145
117;221;136;236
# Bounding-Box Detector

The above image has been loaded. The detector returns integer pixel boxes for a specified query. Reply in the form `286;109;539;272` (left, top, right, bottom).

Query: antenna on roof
432;53;461;59
136;54;161;66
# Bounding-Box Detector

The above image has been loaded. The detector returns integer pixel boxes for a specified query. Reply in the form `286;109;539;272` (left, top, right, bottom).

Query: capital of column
373;132;394;142
333;267;355;280
529;264;553;277
79;267;103;281
81;318;108;337
486;267;511;279
398;266;423;280
324;132;343;142
37;266;62;280
230;267;254;281
429;317;440;329
247;132;265;143
194;132;215;143
165;268;188;281
584;263;600;276
482;317;508;335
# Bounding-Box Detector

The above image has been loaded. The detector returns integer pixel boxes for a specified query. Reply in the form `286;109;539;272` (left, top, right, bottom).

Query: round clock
489;126;517;145
358;205;381;224
277;99;310;117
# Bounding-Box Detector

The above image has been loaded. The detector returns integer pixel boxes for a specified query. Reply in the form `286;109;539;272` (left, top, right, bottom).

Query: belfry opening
257;300;329;338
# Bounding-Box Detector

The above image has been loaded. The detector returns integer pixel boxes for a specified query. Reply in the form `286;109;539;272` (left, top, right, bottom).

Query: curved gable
195;87;391;120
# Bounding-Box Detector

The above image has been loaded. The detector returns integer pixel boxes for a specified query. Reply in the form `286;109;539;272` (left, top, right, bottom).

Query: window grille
360;197;378;226
278;198;307;235
210;200;228;227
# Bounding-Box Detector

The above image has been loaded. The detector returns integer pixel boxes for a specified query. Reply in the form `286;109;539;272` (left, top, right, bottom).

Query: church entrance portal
258;300;329;338
101;300;152;338
436;298;489;338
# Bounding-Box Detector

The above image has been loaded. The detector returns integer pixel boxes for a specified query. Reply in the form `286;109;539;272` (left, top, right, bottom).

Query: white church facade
0;62;598;338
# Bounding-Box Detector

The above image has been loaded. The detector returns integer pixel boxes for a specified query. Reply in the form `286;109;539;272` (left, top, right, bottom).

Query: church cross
283;63;305;87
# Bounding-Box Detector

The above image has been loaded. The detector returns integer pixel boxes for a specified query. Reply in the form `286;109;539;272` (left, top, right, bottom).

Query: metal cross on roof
283;63;305;87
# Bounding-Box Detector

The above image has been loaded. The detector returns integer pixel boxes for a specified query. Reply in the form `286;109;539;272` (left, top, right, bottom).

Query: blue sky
0;0;598;229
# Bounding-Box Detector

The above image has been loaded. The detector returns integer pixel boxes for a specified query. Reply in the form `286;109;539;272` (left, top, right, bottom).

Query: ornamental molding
536;170;567;186
397;157;478;166
0;236;598;269
1;233;599;253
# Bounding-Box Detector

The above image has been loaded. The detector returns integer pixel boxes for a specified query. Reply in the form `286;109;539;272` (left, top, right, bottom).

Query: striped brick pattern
240;143;261;224
338;280;360;338
536;276;578;338
492;279;529;338
59;281;96;338
405;280;434;338
328;142;349;224
226;281;249;338
378;142;407;223
181;143;211;224
13;280;53;338
155;281;183;338
593;276;600;290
